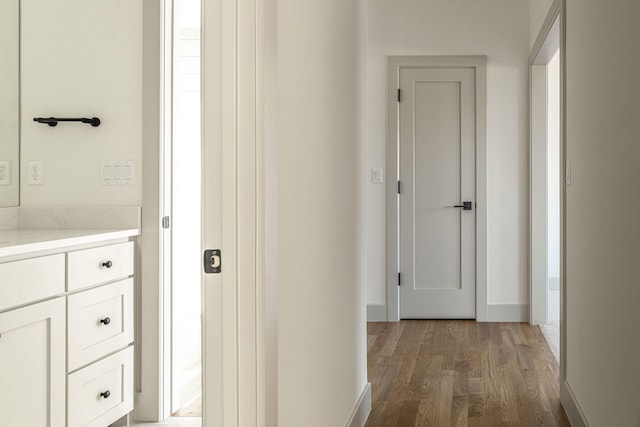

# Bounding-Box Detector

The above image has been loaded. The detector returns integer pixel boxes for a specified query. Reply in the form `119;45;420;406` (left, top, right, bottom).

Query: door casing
529;0;573;423
529;3;560;327
386;56;488;322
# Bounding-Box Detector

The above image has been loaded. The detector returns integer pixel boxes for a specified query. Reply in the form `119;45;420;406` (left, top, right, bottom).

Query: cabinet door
0;298;66;427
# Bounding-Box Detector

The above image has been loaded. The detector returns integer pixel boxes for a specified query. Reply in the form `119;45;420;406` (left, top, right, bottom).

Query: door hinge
162;216;170;229
397;89;401;103
398;272;401;286
398;181;401;194
204;249;222;274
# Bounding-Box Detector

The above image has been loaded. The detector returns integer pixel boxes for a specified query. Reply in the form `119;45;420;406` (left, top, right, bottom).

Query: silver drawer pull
100;317;111;325
102;260;113;268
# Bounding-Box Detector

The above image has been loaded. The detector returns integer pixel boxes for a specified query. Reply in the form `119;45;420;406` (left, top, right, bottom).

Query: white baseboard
367;304;387;321
486;304;529;322
561;380;590;427
346;382;371;427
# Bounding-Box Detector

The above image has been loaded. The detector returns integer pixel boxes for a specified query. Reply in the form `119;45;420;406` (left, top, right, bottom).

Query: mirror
0;0;20;207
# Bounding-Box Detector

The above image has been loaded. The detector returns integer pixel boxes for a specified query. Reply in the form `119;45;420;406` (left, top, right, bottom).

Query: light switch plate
372;168;384;184
101;160;136;185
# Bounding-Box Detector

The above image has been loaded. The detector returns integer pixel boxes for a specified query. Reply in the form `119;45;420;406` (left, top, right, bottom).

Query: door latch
204;249;222;274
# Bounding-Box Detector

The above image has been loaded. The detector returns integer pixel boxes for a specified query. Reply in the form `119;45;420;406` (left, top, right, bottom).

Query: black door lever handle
453;201;473;210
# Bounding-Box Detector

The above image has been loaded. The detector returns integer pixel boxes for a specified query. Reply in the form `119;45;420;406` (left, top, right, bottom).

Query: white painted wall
0;0;20;207
546;50;560;281
563;1;640;425
366;0;530;307
529;0;554;49
277;0;368;425
20;0;143;206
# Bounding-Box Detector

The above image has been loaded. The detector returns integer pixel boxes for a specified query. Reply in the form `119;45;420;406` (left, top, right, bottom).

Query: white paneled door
399;68;476;319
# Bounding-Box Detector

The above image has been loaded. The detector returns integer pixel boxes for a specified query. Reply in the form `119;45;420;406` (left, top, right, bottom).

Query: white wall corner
346;382;372;427
561;380;590;427
367;304;388;322
486;304;529;322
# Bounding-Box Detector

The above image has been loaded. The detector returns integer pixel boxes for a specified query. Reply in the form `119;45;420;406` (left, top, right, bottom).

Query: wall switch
101;160;136;185
27;160;44;185
372;168;384;184
0;161;10;185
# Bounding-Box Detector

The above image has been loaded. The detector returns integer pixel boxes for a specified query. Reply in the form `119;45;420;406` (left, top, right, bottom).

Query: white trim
528;0;568;410
260;0;278;425
386;56;488;322
201;0;263;425
529;64;549;326
346;383;372;427
529;0;560;328
529;0;561;65
559;0;568;405
561;381;590;427
136;0;164;421
161;0;174;417
486;304;529;322
367;304;388;322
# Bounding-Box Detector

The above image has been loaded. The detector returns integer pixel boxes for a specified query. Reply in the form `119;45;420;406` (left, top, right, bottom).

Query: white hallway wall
277;0;368;425
0;0;19;205
20;0;142;206
365;0;530;313
563;0;640;425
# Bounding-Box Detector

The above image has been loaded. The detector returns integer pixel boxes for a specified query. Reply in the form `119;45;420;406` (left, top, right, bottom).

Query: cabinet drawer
67;242;134;291
67;279;133;371
67;346;133;427
0;254;65;312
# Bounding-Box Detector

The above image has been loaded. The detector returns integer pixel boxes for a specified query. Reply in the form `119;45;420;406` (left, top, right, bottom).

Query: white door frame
529;1;560;327
528;0;569;417
201;0;266;425
136;0;268;424
386;56;488;322
136;0;168;420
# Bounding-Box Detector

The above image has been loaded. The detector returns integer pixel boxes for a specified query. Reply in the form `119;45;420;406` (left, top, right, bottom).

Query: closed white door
399;67;476;319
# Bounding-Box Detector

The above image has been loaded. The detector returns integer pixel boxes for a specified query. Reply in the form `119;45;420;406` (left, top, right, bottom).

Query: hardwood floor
365;321;570;427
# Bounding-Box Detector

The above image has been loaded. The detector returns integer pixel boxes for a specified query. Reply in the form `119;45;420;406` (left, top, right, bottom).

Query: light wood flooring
365;321;570;427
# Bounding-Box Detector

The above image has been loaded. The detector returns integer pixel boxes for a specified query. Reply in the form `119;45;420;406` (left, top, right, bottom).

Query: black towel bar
33;117;101;127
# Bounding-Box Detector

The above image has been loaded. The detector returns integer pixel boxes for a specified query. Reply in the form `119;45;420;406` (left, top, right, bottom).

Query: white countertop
0;228;140;259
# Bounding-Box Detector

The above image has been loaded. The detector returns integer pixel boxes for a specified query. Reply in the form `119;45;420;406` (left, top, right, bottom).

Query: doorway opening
170;0;202;419
543;49;561;362
530;7;562;363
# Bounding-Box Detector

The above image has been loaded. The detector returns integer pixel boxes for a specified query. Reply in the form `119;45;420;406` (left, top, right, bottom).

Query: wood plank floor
365;321;570;427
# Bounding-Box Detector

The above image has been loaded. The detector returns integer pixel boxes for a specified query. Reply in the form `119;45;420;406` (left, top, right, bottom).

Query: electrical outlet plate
0;161;9;185
28;160;44;185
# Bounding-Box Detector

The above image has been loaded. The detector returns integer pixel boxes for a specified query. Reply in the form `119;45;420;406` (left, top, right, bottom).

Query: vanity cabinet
0;297;66;427
0;232;137;427
66;242;134;427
